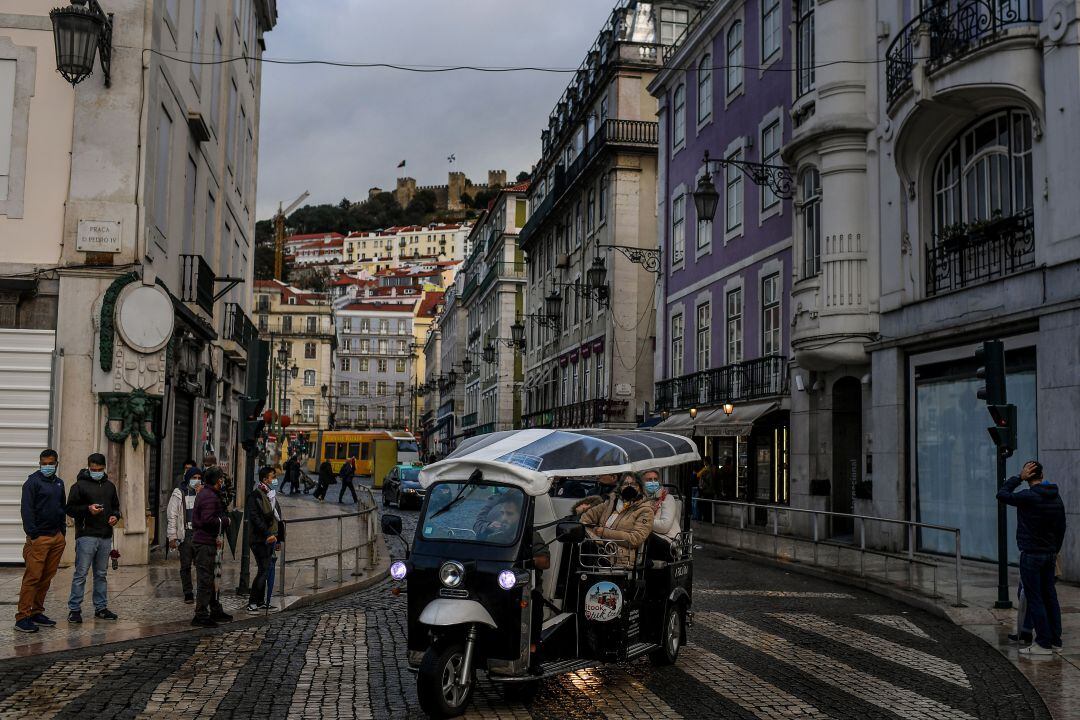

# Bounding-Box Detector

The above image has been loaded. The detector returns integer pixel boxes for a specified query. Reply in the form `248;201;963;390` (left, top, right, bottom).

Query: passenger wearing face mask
66;453;121;623
246;466;280;613
166;466;203;603
580;472;655;566
642;469;681;544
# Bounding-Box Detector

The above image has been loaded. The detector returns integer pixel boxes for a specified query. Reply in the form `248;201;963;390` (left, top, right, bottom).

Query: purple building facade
650;0;793;505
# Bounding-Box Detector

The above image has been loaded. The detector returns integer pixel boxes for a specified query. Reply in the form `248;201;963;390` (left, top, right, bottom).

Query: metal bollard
812;512;819;565
279;543;286;597
859;518;866;577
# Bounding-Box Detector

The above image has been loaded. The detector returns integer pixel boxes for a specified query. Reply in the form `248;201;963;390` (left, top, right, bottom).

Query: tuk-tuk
381;428;700;718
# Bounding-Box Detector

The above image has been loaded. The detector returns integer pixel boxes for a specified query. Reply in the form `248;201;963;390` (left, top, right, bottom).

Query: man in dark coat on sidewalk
998;460;1067;655
15;448;67;633
338;456;358;505
66;453;121;623
314;458;335;501
246;466;280;612
282;455;302;495
190;467;233;627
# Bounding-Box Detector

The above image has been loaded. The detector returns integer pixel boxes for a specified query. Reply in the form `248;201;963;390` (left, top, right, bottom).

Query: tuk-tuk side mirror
382;514;403;536
556;521;586;544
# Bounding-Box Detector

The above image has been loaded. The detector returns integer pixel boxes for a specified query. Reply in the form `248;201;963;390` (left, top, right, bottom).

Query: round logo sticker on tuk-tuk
583;581;623;622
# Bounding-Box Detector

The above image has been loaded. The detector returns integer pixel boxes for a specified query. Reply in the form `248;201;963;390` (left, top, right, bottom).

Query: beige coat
580;495;655;566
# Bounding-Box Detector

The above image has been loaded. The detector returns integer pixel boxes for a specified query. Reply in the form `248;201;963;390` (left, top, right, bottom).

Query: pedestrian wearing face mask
643;469;681;543
14;449;67;633
246;466;279;613
580;472;655;566
166;466;202;603
66;453;121;623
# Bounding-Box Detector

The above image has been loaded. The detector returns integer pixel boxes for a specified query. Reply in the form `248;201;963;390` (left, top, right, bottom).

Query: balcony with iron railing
223;303;257;354
258;319;336;339
522;398;630;429
477;261;526;297
925;209;1035;297
520;119;659;247
655;356;789;413
885;0;1040;106
180;254;216;316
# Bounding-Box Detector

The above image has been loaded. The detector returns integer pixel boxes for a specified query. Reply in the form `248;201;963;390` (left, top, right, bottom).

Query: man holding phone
997;460;1066;655
66;453;121;623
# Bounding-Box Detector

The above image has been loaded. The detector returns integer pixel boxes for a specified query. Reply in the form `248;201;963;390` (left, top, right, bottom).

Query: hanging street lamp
50;0;113;87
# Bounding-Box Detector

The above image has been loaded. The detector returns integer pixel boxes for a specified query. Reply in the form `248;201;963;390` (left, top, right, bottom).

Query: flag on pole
397;159;406;168
447;154;456;164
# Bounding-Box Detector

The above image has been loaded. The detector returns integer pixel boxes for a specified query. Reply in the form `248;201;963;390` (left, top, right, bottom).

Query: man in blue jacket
997;460;1067;655
15;449;67;633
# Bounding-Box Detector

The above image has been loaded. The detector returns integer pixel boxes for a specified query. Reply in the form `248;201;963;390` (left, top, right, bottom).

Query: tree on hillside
255;219;274;245
516;171;530;183
254;244;286;281
292;267;331;293
405;189;437;221
471;187;498;210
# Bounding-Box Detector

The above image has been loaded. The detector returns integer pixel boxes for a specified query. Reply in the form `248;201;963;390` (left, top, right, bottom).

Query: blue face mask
269;478;280;491
39;465;57;477
89;470;105;481
645;481;661;496
189;478;201;490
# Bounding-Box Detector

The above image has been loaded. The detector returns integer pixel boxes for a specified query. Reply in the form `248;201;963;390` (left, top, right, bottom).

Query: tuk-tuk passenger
643;470;680;542
579;473;655;565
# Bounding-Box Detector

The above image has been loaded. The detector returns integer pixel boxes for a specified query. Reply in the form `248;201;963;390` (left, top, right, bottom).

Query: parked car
383;463;425;509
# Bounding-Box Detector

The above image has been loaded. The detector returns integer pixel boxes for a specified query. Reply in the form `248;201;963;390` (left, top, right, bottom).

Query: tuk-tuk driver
474;495;522;543
579;473;655;565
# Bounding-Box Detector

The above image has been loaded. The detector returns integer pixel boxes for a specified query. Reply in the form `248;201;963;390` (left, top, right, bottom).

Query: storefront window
915;349;1037;561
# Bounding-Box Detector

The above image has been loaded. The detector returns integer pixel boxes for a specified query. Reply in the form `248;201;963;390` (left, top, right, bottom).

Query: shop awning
697;401;779;437
653;411;695;437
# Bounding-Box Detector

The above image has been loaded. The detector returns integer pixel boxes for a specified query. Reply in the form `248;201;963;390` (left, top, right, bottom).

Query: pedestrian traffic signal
975;340;1006;405
987;403;1017;457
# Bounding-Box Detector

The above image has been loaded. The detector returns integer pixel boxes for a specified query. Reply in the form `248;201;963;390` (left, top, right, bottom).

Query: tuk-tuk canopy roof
419;429;700;496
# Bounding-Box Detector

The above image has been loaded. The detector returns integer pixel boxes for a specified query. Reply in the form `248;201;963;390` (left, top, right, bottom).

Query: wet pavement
0;505;1053;720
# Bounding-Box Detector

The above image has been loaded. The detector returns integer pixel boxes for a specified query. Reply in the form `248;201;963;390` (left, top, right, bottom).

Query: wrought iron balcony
655;356;788;413
886;0;1039;105
223;303;257;349
180;254;216;316
522;398;630;429
925;209;1034;296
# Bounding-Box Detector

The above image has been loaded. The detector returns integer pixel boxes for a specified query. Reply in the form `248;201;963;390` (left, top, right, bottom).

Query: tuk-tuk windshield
422;483;525;545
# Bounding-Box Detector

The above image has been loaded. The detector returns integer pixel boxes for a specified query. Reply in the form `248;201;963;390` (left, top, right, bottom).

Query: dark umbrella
224;509;243;556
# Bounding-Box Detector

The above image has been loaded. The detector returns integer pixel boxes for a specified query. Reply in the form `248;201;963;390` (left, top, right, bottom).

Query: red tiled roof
416;291;445;318
340;301;416;313
287;232;344;242
298;238;344;250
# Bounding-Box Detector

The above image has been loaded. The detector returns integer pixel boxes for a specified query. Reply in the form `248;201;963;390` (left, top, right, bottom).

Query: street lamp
693;173;721;223
482;343;497;364
462;356;473;375
510;321;525;348
587;257;607;292
723;402;735;415
50;0;113;87
694;149;793;223
545;291;562;319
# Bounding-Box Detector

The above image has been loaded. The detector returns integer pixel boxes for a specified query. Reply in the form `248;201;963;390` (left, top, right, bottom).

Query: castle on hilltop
369;170;507;212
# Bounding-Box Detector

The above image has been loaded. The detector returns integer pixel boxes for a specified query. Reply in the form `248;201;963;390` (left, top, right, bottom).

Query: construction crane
273;191;310;280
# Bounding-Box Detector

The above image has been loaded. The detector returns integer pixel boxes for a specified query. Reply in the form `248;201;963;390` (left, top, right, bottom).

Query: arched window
697;54;712;124
932;109;1033;240
726;21;743;95
800;168;822;278
673;84;686;149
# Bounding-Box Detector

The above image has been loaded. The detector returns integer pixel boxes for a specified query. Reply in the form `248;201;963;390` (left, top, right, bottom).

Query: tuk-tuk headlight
498;569;531;590
439;561;465;588
390;561;408;581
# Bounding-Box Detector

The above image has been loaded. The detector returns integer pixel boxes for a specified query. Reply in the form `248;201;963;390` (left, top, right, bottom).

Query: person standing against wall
14;449;67;633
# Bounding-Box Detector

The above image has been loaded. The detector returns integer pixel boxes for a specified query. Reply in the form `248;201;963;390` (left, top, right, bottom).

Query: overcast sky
254;1;619;220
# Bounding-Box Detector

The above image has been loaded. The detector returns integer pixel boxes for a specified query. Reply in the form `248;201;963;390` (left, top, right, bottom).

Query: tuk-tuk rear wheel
649;605;683;666
418;643;474;718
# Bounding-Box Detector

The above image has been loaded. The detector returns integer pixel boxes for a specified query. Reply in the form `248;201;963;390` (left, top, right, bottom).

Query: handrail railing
696;498;964;606
277;494;379;594
926;208;1035;296
656;355;788;412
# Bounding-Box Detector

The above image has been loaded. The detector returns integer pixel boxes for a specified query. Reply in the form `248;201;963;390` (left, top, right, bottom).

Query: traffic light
240;396;265;452
987;404;1017;457
975;340;1006;405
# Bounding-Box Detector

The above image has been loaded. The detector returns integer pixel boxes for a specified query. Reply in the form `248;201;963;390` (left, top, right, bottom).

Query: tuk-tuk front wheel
418;643;474;718
650;605;683;666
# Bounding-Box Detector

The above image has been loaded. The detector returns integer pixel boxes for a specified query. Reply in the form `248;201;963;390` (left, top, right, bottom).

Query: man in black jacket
282;455;302;495
66;453;121;623
998;460;1067;655
246;466;280;612
338;456;358;505
15;449;67;633
314;458;334;502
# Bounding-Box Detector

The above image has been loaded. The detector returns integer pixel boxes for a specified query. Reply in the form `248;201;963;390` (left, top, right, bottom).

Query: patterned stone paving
0;510;1052;719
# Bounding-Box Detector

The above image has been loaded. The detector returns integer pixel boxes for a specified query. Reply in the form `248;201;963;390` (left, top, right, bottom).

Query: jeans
1019;552;1061;649
68;536;111;612
249;541;271;606
691;487;700;521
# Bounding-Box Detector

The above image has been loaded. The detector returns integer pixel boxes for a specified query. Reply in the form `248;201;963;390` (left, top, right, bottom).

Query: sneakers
67;611;82;624
190;616;217;627
94;608;118;620
245;603;263;613
183;593;195;605
14;618;38;633
30;613;56;627
1053;642;1064;653
1019;643;1053;656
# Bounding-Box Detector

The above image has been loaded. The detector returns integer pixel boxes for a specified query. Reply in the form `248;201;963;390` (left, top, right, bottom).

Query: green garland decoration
98;272;140;373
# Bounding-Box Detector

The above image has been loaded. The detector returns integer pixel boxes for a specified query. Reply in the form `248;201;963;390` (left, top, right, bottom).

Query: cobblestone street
0;504;1051;720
